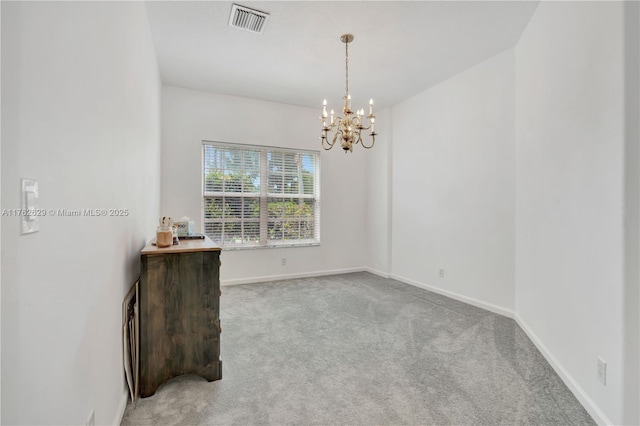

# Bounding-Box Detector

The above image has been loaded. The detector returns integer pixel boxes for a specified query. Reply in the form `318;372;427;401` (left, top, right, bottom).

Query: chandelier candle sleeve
320;33;377;153
322;99;328;127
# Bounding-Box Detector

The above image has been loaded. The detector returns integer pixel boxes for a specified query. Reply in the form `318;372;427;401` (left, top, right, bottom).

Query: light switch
21;178;39;234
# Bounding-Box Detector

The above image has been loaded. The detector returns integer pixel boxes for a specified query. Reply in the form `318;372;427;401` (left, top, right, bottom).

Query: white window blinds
203;141;320;248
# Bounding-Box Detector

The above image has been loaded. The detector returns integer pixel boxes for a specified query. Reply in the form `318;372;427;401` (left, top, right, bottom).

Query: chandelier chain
345;40;349;96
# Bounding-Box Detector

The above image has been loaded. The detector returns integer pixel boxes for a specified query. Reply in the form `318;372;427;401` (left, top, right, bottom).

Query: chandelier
320;34;376;153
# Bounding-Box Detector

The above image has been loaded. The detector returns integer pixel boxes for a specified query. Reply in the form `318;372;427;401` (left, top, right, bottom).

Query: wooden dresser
139;237;222;397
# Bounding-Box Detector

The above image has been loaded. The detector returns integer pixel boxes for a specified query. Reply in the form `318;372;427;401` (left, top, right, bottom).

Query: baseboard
363;267;390;279
514;314;612;426
226;269;513;317
388;273;514;318
221;267;367;286
112;390;128;426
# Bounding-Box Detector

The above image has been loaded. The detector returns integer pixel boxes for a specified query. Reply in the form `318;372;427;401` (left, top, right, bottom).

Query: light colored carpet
121;272;595;425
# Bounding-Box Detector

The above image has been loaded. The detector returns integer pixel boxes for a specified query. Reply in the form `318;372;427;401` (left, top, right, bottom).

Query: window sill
219;242;320;251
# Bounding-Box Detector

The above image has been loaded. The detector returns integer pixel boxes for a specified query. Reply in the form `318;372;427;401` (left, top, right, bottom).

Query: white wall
389;49;516;315
623;2;640;424
0;2;3;421
1;2;161;425
161;86;372;284
514;2;626;424
365;107;392;276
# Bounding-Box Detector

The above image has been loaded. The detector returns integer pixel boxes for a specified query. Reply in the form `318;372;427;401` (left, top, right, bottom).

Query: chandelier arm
361;133;375;149
355;131;362;146
350;117;361;145
332;130;341;147
321;132;335;150
328;117;340;139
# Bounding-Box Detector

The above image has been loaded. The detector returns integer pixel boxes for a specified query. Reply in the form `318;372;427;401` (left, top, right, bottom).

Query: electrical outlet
86;409;95;426
597;357;607;385
281;258;286;266
439;268;445;278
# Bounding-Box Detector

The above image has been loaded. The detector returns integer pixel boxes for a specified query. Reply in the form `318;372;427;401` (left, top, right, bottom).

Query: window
203;141;320;249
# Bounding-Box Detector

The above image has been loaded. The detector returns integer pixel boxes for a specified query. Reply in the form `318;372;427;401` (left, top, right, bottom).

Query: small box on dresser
174;220;195;237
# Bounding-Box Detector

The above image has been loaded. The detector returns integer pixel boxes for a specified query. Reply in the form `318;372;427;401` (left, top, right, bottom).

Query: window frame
202;141;321;250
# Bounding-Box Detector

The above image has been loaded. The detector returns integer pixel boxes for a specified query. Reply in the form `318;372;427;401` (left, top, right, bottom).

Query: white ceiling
145;1;539;110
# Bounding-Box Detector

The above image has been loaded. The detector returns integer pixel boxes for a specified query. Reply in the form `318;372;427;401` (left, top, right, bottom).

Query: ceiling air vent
229;4;269;34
